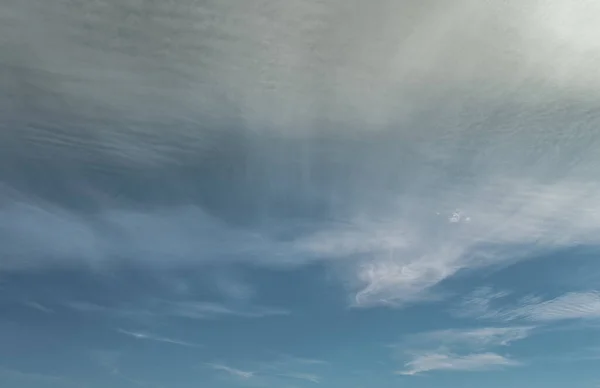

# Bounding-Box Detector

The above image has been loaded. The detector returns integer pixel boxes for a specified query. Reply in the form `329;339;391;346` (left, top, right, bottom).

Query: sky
1;0;600;387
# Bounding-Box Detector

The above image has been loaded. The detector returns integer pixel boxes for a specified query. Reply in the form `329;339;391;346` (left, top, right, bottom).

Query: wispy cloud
205;363;255;380
68;300;288;321
460;288;600;322
267;354;329;367
0;366;85;387
455;287;512;320
277;372;320;383
507;292;600;322
116;328;201;348
24;301;53;313
165;301;290;320
208;354;326;385
410;326;535;348
396;324;531;376
397;352;520;375
254;353;327;384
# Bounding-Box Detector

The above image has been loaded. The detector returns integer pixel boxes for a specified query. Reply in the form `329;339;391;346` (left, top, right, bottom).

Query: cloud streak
460;288;600;322
507;292;600;322
116;328;201;348
410;326;535;348
68;300;288;321
24;302;54;313
396;324;532;375
206;363;255;380
277;372;320;384
0;367;85;388
398;352;520;376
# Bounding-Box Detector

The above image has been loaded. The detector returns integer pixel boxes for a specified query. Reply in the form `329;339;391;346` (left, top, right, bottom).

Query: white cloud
277;373;320;384
222;353;327;385
68;300;288;320
116;328;201;348
460;288;600;322
507;292;600;322
206;363;255;380
413;326;534;348
455;287;513;320
165;301;289;319
398;352;520;375
271;355;329;367
396;324;530;376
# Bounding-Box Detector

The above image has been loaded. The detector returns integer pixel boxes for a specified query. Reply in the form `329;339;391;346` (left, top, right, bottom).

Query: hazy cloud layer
1;0;600;308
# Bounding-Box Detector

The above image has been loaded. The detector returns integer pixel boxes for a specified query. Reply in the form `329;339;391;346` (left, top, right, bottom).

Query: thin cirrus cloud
277;372;321;384
1;0;600;311
459;288;600;322
206;356;324;384
395;325;532;375
165;301;290;319
24;302;54;314
506;292;600;322
254;353;327;384
397;352;520;376
116;328;201;348
205;363;255;380
67;300;288;321
409;326;535;348
0;366;84;388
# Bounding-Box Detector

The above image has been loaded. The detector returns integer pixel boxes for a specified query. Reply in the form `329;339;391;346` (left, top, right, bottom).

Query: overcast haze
1;1;600;387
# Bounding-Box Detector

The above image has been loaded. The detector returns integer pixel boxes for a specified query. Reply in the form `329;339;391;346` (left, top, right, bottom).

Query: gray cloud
1;0;600;307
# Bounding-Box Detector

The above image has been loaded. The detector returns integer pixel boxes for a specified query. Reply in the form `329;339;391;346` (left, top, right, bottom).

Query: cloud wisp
507;292;600;322
24;301;54;314
116;328;201;348
68;299;288;321
0;366;84;388
396;325;532;375
277;372;321;384
205;363;255;380
397;352;520;376
409;326;535;349
459;288;600;322
165;301;290;320
208;354;326;385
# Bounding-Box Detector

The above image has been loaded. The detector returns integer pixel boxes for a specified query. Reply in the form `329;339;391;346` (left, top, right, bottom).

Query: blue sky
2;0;600;387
